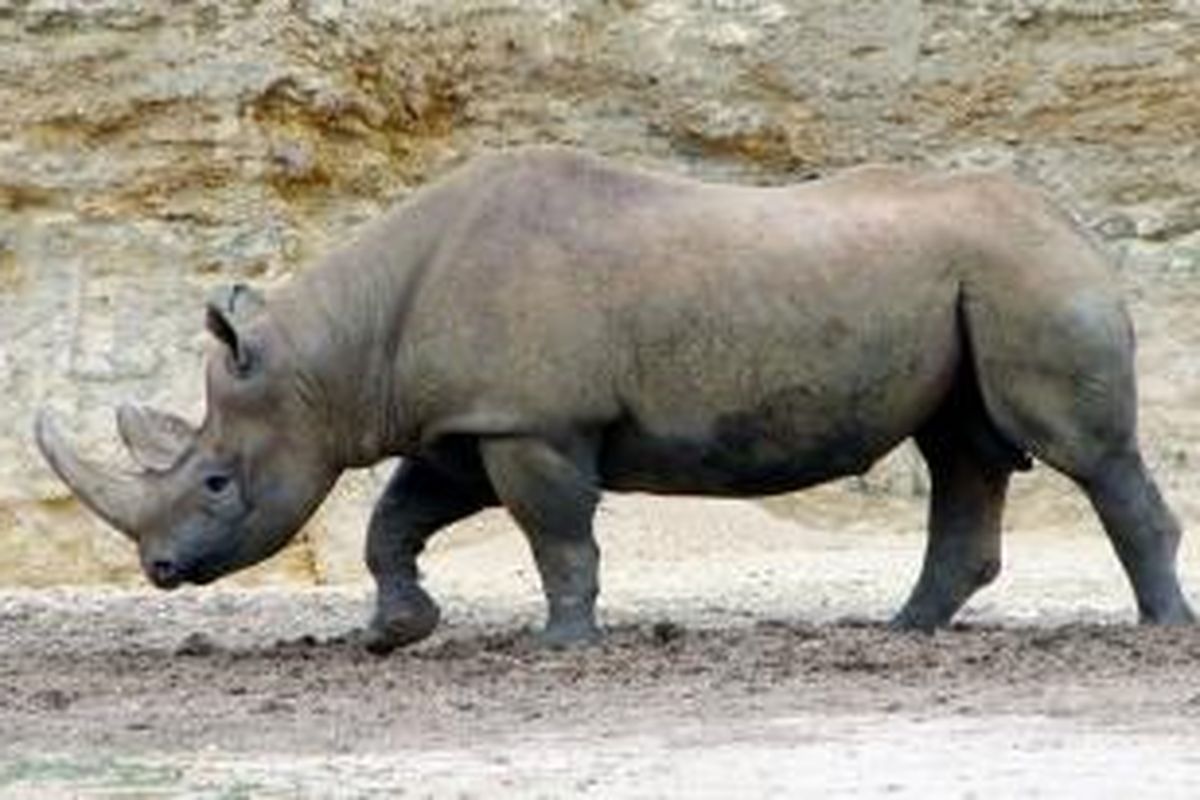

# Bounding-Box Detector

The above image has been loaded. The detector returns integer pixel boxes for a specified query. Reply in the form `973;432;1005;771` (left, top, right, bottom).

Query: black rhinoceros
36;147;1193;651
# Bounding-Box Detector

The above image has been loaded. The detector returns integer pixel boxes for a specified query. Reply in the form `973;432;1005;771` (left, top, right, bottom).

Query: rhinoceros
36;146;1193;651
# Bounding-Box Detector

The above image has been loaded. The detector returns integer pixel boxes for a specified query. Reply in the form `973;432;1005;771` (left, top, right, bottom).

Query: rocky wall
1;0;1198;585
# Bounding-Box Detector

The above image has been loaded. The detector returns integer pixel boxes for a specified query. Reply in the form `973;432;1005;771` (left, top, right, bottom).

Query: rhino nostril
149;558;180;587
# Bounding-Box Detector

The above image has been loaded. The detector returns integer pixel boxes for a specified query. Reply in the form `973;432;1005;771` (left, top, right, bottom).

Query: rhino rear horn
116;403;196;472
35;409;152;542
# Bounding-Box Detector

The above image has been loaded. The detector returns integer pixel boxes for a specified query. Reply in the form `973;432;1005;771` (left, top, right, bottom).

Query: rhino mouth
142;513;253;590
182;564;224;586
144;557;228;590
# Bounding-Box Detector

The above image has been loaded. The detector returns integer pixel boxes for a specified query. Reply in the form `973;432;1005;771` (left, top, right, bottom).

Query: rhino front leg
481;436;602;647
364;459;495;654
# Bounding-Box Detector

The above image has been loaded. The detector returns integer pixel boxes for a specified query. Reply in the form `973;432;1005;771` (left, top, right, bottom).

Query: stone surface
1;0;1198;585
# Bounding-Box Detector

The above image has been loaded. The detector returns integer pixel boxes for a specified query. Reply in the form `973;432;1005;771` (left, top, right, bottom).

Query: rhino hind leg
1079;452;1194;623
363;459;496;654
966;286;1194;624
892;381;1017;631
993;375;1195;622
481;436;603;647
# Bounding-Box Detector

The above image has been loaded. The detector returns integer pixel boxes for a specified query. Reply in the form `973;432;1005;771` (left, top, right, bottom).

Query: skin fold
36;146;1194;652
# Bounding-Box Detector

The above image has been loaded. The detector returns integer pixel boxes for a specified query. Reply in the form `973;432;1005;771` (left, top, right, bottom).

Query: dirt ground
4;491;1200;798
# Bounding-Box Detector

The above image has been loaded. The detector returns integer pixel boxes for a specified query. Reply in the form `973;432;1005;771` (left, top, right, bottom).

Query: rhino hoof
364;587;441;655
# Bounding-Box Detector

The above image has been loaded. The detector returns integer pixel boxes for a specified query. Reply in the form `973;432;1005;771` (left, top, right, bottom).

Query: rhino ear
205;283;264;376
117;404;196;472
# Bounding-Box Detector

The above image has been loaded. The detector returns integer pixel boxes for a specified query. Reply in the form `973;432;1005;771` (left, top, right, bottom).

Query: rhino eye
204;474;232;495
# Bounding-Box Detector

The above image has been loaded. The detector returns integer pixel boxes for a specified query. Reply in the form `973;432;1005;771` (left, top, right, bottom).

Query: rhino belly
597;318;960;496
598;391;912;497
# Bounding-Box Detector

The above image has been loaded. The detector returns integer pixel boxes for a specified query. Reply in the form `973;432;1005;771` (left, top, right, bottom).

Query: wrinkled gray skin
37;147;1194;652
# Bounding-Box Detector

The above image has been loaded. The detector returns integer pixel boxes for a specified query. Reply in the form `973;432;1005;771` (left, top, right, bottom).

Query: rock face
2;0;1198;585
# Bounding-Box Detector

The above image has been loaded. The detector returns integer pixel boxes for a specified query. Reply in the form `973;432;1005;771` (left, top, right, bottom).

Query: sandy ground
4;491;1200;798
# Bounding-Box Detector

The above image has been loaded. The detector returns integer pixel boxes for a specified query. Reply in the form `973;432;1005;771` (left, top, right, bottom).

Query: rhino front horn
34;409;151;541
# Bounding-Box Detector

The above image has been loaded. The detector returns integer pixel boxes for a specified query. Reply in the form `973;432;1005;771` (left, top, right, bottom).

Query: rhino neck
267;156;512;467
271;209;439;468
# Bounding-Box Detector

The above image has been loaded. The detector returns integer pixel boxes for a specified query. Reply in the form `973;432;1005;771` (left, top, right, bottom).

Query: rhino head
35;285;339;588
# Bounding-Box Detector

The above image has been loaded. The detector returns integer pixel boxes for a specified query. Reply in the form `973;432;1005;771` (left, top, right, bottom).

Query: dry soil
4;493;1200;797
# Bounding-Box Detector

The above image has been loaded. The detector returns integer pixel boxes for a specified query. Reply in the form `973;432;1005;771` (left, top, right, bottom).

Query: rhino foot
364;584;441;655
537;619;602;649
886;609;940;634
